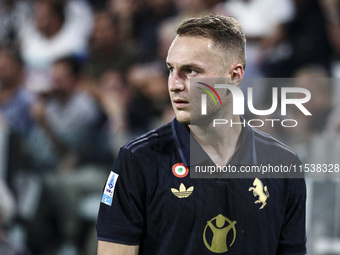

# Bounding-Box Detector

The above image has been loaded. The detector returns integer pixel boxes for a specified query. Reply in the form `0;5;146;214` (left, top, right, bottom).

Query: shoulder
122;121;174;155
112;122;175;177
252;127;300;163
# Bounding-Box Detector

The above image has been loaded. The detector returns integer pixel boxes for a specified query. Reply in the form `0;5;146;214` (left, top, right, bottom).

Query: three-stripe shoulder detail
253;128;297;156
124;124;172;153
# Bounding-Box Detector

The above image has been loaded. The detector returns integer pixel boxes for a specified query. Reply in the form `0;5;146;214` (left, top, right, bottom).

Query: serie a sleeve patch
101;171;119;206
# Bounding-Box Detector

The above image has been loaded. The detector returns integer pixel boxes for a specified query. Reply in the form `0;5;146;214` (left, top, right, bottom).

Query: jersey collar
171;117;258;167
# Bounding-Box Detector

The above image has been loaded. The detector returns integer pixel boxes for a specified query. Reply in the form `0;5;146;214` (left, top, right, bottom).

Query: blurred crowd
0;0;339;254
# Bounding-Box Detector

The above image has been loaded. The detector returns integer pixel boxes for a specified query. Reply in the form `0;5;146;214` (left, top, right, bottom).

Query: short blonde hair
176;15;246;69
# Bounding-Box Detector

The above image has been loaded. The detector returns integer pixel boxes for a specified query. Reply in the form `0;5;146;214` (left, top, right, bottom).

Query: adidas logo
171;183;194;198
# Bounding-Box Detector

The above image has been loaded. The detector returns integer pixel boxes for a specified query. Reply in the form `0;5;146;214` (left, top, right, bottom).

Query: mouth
173;98;189;109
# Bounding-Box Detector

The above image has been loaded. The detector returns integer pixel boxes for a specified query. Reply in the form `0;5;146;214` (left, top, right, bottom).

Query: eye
167;64;173;71
186;69;198;75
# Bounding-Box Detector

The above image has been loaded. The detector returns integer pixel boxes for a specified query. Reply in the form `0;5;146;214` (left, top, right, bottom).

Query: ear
230;64;244;86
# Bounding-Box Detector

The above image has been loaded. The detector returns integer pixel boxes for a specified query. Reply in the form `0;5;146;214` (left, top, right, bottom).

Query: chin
175;113;190;125
176;119;190;125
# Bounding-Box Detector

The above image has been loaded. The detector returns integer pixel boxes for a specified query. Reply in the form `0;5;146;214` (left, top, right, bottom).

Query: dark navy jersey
97;119;306;255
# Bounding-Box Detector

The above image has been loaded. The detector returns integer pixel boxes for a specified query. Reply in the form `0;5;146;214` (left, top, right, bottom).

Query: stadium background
0;0;340;254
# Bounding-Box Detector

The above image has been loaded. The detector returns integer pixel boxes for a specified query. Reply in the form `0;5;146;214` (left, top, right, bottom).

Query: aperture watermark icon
196;82;223;115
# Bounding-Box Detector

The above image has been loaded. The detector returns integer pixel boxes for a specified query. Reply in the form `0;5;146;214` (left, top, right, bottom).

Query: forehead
166;36;223;67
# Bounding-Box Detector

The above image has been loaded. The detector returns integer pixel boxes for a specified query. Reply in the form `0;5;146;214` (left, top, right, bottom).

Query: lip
173;99;189;109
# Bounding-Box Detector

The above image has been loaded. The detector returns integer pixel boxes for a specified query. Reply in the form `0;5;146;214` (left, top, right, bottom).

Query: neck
189;115;242;166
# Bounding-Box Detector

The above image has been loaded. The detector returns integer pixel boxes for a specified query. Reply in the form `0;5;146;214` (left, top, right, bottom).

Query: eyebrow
166;62;205;72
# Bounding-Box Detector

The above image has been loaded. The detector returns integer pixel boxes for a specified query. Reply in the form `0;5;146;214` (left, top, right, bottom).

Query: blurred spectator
132;0;177;60
157;0;209;62
0;179;31;255
216;0;295;78
127;62;172;135
0;0;30;47
107;0;138;45
26;56;110;255
213;0;295;118
35;162;108;255
261;0;339;77
286;65;332;144
295;66;332;133
322;0;340;55
0;47;34;137
0;47;35;187
26;55;104;171
63;0;93;43
87;9;138;79
221;0;294;40
89;69;132;153
0;1;337;254
157;20;178;62
18;0;92;92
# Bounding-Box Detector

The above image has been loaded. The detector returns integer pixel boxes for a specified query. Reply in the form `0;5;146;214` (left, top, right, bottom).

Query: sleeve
96;147;146;245
276;177;307;255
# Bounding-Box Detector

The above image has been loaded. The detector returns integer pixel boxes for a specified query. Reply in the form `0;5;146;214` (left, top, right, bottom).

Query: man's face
51;63;75;96
166;36;231;124
34;2;53;35
91;12;116;51
0;52;21;88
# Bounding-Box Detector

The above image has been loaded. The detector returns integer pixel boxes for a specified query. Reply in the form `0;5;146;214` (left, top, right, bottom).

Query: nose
168;70;186;92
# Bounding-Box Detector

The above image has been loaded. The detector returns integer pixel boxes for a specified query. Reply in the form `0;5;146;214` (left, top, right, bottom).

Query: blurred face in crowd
35;1;52;33
34;1;63;38
109;0;136;17
99;70;124;92
166;35;240;124
0;50;22;89
91;12;117;51
51;62;76;97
